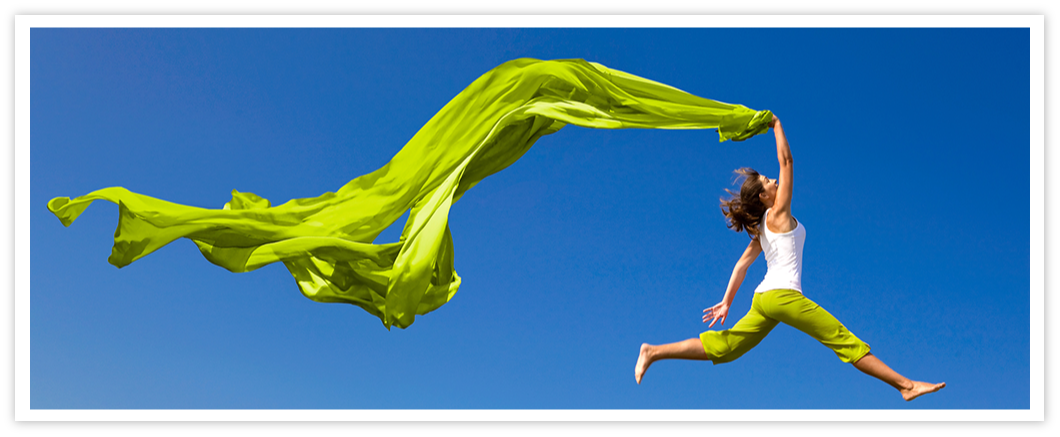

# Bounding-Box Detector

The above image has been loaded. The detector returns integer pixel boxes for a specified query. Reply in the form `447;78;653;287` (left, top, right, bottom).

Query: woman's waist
755;271;803;293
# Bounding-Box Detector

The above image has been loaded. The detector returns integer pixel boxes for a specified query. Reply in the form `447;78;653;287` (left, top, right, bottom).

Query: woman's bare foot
852;353;946;402
635;343;654;384
634;338;710;384
901;381;946;401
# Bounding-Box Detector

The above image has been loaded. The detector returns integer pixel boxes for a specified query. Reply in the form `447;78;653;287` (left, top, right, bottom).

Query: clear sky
30;27;1030;409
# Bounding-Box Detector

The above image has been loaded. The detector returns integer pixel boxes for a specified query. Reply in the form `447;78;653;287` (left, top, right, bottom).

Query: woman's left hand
703;302;730;328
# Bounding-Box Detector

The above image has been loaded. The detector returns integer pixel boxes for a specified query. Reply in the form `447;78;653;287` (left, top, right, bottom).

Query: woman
633;115;945;402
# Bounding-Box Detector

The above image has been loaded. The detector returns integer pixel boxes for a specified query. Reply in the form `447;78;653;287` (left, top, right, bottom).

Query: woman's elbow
733;265;750;276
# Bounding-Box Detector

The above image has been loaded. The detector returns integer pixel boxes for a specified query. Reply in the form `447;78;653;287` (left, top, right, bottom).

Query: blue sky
30;27;1030;409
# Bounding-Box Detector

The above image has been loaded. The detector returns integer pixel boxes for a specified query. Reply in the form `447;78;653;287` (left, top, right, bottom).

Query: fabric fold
48;58;772;329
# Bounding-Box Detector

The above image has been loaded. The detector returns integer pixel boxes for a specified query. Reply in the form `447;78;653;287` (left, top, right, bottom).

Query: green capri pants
700;289;871;365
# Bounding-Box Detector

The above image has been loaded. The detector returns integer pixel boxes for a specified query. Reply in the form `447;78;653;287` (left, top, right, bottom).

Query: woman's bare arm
703;238;762;327
770;116;794;229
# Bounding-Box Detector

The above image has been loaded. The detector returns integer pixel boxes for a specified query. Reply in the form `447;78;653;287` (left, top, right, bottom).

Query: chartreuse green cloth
47;58;772;329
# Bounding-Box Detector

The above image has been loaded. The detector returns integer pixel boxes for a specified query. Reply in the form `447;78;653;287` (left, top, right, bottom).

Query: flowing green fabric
48;58;772;329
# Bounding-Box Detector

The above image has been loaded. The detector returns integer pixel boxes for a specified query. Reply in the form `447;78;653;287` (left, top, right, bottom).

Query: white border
16;16;1043;420
12;14;1045;28
1027;14;1045;422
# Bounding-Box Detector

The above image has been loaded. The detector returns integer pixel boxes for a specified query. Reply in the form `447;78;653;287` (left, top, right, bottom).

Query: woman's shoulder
765;208;797;234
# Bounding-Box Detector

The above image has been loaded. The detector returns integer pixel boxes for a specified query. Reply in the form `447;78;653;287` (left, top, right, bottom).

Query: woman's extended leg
635;338;710;384
762;289;945;401
636;297;777;384
852;353;946;401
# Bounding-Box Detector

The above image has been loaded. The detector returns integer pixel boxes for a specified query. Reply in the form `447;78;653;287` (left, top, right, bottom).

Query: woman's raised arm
770;115;794;221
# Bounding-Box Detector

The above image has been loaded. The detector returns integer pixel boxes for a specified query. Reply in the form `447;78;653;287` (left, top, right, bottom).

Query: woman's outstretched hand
703;301;730;328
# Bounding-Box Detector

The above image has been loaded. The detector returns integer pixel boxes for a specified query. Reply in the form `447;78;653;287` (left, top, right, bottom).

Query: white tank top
754;208;806;294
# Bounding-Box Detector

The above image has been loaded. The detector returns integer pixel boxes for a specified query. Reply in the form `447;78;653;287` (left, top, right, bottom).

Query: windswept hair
720;168;767;239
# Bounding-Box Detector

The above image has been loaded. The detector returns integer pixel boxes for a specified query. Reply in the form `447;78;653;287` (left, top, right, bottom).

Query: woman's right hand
703;301;730;328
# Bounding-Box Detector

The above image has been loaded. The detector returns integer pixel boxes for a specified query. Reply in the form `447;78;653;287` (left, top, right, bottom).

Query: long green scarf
47;58;772;329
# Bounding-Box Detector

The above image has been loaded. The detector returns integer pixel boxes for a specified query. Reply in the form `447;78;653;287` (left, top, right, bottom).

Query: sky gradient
30;27;1030;409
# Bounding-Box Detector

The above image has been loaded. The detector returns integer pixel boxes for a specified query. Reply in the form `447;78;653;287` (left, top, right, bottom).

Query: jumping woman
633;115;945;402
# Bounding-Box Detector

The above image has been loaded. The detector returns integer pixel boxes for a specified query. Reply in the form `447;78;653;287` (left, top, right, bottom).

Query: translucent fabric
47;58;773;329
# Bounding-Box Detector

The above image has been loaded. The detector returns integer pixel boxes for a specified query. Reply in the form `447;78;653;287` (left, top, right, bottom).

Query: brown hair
720;168;767;238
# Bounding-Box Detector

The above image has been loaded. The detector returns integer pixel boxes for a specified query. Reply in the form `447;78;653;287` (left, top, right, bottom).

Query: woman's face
759;175;779;203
